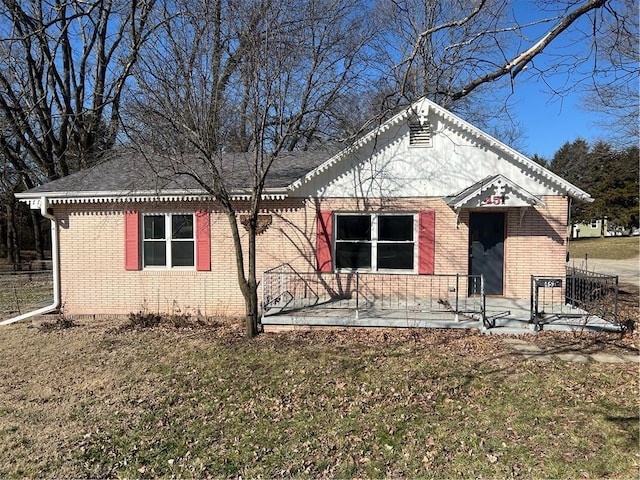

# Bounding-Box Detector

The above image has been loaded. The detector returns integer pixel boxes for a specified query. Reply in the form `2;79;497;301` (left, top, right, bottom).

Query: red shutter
316;211;332;272
418;211;435;274
195;210;211;271
124;211;140;271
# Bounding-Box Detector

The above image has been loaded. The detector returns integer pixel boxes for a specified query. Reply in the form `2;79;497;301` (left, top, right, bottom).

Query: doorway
469;212;505;296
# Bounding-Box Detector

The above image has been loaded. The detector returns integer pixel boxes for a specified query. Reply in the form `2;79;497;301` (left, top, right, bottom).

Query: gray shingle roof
22;149;333;196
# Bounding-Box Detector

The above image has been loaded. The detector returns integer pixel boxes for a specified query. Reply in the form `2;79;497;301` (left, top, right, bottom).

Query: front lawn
569;236;640;260
0;318;637;478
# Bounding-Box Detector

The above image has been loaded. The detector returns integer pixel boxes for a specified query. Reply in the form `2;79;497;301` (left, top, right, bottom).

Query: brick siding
54;195;567;317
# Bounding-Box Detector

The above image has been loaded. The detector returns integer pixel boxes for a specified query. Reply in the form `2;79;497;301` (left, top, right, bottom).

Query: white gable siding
296;113;563;199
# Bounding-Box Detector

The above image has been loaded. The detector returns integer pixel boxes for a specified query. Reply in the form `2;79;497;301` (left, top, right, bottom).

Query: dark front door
469;212;505;295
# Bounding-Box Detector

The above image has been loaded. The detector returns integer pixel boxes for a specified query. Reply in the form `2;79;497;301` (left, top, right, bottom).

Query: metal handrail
261;265;486;325
530;269;619;328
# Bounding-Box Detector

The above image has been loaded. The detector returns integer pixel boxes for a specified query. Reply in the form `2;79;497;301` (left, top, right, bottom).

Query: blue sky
508;81;601;160
496;1;613;160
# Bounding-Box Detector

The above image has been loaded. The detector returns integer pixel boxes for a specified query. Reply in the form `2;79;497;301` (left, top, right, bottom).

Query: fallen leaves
0;318;637;479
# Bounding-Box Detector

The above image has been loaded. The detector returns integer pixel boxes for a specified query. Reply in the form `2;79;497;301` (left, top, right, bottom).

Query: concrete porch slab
261;296;622;334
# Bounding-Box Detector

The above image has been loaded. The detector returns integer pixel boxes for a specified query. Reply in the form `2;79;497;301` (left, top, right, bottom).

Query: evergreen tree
549;139;639;233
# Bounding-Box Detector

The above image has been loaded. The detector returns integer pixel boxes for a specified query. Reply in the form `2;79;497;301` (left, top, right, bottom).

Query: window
335;214;415;271
143;214;194;268
125;210;210;271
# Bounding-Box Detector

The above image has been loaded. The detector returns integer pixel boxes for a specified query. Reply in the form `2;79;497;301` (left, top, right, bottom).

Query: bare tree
369;0;623;142
0;0;158;257
0;149;20;263
582;0;639;146
128;0;373;336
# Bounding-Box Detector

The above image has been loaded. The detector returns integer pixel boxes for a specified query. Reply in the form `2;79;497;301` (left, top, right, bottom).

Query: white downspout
1;196;61;325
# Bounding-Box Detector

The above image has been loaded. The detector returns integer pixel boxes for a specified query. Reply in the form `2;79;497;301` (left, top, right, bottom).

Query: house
13;97;592;329
570;219;608;238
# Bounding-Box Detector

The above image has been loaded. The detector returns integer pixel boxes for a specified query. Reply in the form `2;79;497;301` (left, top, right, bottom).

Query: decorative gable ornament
408;104;432;147
445;174;544;210
445;174;545;228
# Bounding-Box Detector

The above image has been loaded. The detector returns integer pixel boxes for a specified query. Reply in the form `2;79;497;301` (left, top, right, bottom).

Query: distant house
15;97;592;328
571;219;608;238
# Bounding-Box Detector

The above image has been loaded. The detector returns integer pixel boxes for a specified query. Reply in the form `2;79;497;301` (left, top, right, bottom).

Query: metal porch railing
261;264;487;326
531;267;619;329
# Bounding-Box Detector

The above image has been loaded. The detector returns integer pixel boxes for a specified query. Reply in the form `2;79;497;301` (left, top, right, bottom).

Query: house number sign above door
481;195;505;206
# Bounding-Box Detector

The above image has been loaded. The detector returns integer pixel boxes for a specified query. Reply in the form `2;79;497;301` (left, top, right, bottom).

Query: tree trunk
223;206;259;338
6;202;21;265
0;216;6;259
30;210;45;260
244;283;259;338
244;215;259;338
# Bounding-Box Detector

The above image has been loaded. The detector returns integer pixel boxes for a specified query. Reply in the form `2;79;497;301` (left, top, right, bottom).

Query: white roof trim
287;97;592;202
17;190;289;208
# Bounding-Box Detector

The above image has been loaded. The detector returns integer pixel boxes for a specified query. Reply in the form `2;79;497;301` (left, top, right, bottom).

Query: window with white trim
335;214;415;271
143;213;194;268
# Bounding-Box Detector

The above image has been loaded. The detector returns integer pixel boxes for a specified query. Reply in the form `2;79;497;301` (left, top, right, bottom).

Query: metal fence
262;264;486;325
531;267;619;329
0;260;53;274
0;265;54;320
566;266;619;323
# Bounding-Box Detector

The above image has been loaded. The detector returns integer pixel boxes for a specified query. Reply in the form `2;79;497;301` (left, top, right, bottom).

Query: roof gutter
1;196;61;326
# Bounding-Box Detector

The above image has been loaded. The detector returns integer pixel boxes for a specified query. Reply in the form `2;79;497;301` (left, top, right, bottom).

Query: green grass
0;319;637;478
569;236;640;260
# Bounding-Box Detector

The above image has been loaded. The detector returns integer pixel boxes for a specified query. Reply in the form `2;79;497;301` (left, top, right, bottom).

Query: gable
290;98;591;202
446;175;545;209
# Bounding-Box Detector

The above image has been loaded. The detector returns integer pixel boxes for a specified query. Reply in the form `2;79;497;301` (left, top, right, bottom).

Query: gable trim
445;174;545;210
287;97;592;202
17;190;289;208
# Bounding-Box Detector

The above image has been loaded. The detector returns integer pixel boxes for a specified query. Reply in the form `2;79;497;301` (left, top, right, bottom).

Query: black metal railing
530;267;619;328
565;266;618;323
261;264;487;326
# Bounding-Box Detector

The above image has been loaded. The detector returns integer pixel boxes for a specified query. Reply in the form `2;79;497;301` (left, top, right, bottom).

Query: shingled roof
19;149;332;203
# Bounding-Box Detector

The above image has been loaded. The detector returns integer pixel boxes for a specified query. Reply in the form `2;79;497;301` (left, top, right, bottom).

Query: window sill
335;268;418;275
140;268;198;275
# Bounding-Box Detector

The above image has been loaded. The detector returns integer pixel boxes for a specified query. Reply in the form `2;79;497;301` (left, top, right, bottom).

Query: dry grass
569;236;640;260
0;318;638;478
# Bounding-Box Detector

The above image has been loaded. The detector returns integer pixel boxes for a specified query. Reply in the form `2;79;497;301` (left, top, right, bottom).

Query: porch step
535;321;622;333
482;325;538;336
492;318;534;328
262;314;483;330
